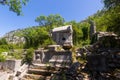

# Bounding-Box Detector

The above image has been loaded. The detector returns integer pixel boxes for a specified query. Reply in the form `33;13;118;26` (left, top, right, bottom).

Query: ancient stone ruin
51;25;73;50
0;25;74;80
33;45;72;67
77;31;120;80
21;25;74;80
33;25;73;66
1;24;120;80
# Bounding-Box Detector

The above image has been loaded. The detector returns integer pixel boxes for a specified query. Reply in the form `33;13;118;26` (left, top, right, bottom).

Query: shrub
0;53;6;62
22;48;34;65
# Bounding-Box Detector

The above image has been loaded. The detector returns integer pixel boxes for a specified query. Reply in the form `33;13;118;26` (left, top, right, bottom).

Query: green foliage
0;45;9;50
81;39;90;46
22;48;34;65
5;14;94;48
7;9;119;49
0;53;6;62
12;14;65;49
0;45;9;53
9;49;23;59
0;0;29;15
23;27;51;49
93;0;120;35
105;6;120;35
65;20;90;46
35;14;65;30
43;38;54;46
35;15;47;26
87;10;107;32
8;43;23;49
0;38;24;59
0;38;8;45
80;22;90;40
87;1;120;35
103;0;120;9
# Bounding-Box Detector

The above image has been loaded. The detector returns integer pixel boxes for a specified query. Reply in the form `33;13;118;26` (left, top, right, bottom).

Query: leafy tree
0;0;29;15
102;0;120;35
35;16;47;26
35;14;65;30
22;27;51;49
80;23;90;40
103;0;120;9
0;38;8;45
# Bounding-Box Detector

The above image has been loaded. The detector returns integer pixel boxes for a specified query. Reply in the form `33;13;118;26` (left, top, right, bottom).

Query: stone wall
34;49;72;67
0;59;21;72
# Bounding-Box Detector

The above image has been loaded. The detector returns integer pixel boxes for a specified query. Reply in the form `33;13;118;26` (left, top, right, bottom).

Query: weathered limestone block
51;25;73;49
89;21;96;39
0;59;21;72
34;47;72;67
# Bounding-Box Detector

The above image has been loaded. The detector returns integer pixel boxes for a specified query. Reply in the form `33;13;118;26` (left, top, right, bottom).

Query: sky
0;0;104;37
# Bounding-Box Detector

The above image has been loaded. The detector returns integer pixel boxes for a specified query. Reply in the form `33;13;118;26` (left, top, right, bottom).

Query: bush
22;48;34;65
0;38;8;45
0;53;6;62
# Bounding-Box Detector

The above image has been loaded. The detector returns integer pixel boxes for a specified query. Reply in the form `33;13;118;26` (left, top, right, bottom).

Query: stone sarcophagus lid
51;25;73;50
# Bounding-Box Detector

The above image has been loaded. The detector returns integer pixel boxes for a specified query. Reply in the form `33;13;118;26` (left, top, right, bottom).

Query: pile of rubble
77;32;120;80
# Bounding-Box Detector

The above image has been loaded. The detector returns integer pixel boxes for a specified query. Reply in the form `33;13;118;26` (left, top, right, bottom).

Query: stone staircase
21;48;72;80
21;63;57;80
21;59;72;80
